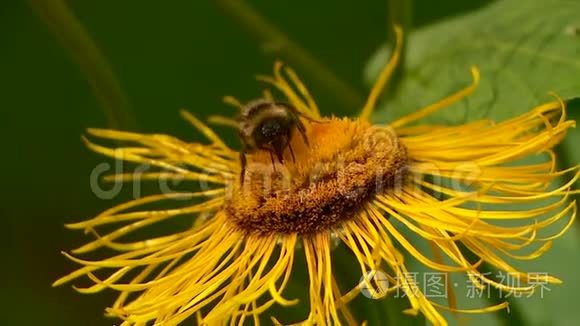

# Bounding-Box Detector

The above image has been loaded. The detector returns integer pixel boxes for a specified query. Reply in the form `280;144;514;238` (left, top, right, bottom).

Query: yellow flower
56;27;578;325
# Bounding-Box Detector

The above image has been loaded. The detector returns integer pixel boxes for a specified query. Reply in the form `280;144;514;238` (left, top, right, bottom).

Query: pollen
225;117;408;235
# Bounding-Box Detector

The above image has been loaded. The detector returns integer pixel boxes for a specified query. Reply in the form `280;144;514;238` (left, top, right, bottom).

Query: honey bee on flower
55;26;578;325
236;99;313;184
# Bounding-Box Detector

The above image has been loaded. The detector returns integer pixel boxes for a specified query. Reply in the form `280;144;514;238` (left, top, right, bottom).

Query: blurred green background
2;0;578;325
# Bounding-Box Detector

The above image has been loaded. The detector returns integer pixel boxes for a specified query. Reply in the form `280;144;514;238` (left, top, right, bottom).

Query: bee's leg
269;151;277;173
288;142;296;162
271;138;287;165
295;118;310;147
239;147;247;185
275;150;284;164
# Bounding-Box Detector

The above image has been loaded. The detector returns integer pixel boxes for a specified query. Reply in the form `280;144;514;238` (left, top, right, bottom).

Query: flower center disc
225;118;408;235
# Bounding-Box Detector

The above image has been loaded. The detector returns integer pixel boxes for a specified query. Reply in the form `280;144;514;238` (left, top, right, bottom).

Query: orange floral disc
226;118;408;234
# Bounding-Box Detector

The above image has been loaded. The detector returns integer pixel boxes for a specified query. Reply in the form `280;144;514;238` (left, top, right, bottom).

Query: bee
238;100;311;184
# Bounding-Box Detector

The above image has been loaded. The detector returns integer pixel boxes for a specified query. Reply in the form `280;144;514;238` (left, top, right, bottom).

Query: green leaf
364;1;580;326
366;0;580;124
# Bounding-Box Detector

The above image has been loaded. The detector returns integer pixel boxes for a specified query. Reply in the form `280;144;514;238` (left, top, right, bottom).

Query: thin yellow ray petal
70;205;221;254
284;66;321;118
179;109;229;150
223;95;244;111
367;205;472;272
430;300;510;314
68;197;223;231
208;115;240;128
391;67;480;128
96;190;223;220
359;25;403;121
539;200;577;241
82;136;189;173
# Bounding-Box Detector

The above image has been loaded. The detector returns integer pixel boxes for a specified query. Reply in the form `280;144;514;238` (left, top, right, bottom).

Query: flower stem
214;0;365;112
29;0;136;130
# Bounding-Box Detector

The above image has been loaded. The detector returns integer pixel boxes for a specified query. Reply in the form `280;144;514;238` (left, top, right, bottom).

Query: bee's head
252;109;294;161
238;100;310;184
